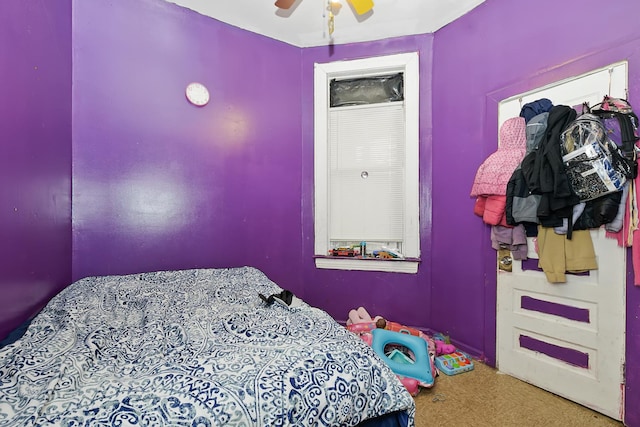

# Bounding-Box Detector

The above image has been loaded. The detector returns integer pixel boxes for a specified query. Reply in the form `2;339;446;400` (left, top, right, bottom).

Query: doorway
496;62;627;420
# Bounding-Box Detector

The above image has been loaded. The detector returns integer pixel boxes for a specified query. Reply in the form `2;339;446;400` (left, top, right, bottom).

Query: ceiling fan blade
274;0;297;9
346;0;374;15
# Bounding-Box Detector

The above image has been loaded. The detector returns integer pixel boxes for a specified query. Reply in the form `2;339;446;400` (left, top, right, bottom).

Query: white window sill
314;256;420;274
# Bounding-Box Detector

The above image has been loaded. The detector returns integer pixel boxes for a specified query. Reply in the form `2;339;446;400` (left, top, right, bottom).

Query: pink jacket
470;117;527;197
474;195;509;227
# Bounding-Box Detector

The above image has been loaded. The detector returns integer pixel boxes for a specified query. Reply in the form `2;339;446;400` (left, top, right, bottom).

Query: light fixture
274;0;296;9
274;0;374;16
327;1;341;35
345;0;374;15
275;0;373;37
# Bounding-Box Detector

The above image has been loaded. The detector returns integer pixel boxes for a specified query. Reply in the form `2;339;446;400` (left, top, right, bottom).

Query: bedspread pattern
0;267;415;426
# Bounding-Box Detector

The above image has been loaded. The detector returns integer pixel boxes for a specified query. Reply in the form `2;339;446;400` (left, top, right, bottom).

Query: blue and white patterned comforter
0;267;415;426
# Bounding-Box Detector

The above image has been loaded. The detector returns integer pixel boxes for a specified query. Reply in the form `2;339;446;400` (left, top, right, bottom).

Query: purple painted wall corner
0;0;73;340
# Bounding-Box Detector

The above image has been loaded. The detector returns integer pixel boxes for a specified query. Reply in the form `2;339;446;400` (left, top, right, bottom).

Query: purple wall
431;1;640;425
0;0;72;340
72;0;303;290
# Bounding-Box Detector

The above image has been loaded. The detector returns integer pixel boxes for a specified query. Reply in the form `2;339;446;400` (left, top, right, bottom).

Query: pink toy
398;377;420;396
435;340;456;356
385;321;421;336
347;307;384;326
346;321;379;333
359;332;373;346
346;307;455;354
383;320;455;356
345;308;381;347
344;307;461;396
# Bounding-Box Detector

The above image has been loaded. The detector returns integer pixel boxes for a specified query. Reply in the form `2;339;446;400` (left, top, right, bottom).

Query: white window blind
328;104;405;243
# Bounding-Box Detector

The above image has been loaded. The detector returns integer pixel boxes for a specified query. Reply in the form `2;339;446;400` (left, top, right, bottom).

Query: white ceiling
164;0;486;48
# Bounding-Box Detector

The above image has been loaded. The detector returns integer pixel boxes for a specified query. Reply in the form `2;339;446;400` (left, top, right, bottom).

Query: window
314;52;420;273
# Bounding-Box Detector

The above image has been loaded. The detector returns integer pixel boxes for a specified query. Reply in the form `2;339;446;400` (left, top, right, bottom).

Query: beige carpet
413;361;623;427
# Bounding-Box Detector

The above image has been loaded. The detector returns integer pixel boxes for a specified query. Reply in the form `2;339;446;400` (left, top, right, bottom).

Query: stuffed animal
346;306;385;327
434;340;456;356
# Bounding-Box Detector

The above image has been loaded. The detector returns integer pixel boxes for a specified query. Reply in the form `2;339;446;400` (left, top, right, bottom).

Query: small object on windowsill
372;247;405;260
329;247;358;257
373;251;394;259
323;255;411;260
381;246;405;259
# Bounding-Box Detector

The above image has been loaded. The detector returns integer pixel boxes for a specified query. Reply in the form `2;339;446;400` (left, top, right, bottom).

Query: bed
0;266;415;426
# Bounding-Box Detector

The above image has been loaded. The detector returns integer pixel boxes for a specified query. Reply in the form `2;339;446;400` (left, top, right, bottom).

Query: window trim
313;52;420;273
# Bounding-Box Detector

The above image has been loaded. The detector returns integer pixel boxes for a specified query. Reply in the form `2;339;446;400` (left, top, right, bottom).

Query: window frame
313;52;420;273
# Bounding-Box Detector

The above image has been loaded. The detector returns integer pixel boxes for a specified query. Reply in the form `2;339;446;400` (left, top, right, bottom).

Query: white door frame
496;62;627;420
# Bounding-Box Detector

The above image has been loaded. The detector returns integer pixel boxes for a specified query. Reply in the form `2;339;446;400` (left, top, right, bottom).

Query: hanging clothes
471;117;529;261
471;117;527;197
523;105;580;237
536;226;598;283
491;224;528;260
606;176;640;286
474;195;509;227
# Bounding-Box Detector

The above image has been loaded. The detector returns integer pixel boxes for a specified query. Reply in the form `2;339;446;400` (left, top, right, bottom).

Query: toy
434;351;474;376
358;332;373;346
432;332;448;342
346;321;379;333
373;250;395;259
385;321;421;336
329;247;357;257
386;349;421;396
398;377;420;397
345;308;382;347
345;308;452;381
430;332;457;356
434;340;456;356
381;321;440;380
371;328;434;388
344;307;456;389
346;307;385;326
387;348;414;364
381;246;404;258
385;321;455;356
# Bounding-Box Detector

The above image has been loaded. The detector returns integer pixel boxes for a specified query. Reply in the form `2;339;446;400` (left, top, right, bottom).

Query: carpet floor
413;361;624;427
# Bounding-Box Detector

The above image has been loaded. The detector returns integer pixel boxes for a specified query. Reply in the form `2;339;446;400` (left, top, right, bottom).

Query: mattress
0;267;415;426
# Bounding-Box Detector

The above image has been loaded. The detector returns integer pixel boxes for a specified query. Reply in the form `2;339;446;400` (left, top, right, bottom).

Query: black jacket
522;105;580;229
573;191;623;230
506;160;540;226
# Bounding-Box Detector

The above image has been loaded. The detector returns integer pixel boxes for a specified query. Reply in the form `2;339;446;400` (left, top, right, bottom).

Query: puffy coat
471;117;527;197
474;195;509;227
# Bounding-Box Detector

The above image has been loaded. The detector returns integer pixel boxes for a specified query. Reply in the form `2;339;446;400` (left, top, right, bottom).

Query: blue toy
371;328;434;387
435;351;474;375
387;349;414;365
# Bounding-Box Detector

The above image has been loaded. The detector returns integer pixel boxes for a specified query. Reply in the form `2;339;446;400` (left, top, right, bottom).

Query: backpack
589;96;639;178
560;113;630;201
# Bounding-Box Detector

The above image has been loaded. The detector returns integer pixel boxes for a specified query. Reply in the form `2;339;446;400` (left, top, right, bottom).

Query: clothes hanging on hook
519;98;553;123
